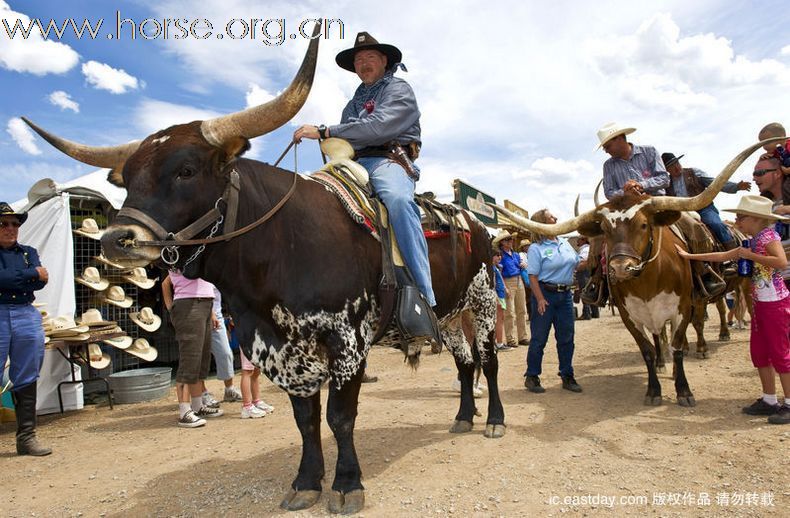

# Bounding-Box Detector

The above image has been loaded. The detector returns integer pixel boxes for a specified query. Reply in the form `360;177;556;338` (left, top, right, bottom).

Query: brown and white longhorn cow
495;141;776;406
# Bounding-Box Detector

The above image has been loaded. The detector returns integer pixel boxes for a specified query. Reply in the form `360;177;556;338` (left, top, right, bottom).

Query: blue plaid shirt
603;144;669;200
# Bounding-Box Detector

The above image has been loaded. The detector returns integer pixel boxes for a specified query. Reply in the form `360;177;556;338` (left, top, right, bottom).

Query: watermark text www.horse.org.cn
548;491;775;508
1;11;344;45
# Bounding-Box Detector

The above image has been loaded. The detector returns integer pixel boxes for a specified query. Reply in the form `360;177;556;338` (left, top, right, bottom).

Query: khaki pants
503;276;528;344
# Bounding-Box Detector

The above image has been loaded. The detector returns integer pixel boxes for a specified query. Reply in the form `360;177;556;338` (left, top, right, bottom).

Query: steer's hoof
328;489;365;515
696;351;709;359
484;423;506;438
719;334;730;342
677;395;696;407
656;365;667;374
449;420;473;433
644;395;662;406
280;488;322;511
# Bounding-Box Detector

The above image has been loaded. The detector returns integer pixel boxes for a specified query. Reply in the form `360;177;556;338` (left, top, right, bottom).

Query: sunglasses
753;168;777;177
0;220;22;228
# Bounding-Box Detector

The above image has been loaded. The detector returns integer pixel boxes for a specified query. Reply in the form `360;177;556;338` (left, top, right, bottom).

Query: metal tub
108;367;172;404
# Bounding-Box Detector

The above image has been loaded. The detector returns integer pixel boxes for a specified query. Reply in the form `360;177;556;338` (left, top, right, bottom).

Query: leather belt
539;282;572;293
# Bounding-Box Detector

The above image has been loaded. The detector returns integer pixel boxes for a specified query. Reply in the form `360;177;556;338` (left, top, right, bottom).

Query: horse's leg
280;392;324;511
326;368;365;515
716;298;730;341
691;300;708;359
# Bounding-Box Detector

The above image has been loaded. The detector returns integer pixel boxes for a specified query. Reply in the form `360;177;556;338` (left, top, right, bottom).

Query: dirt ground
1;310;788;517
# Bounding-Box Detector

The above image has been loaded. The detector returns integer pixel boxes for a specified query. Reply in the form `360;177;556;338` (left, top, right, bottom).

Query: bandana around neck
351;70;395;117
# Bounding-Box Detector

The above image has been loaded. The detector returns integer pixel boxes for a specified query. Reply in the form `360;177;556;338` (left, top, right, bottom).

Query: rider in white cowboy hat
596;122;669;201
0;201;51;456
291;31;436;314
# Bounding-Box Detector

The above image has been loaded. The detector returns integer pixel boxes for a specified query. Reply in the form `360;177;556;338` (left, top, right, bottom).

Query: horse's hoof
719;334;730;342
449;420;473;433
280;488;322;511
484;423;506;438
644;395;662;406
677;396;696;407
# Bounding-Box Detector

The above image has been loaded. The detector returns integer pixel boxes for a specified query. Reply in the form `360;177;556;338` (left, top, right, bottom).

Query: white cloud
48;90;79;113
245;83;274;107
134;99;221;134
81;60;140;94
0;1;80;75
6;118;41;155
782;45;790;57
584;13;790;112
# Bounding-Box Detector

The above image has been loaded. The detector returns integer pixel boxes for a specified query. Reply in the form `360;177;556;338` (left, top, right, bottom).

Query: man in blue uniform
293;32;435;310
0;202;51;456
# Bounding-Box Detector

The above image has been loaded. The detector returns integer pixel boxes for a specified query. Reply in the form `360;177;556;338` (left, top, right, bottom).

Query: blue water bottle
737;239;753;277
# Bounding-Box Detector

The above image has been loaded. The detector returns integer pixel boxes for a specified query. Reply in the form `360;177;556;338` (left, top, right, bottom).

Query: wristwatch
317;124;328;140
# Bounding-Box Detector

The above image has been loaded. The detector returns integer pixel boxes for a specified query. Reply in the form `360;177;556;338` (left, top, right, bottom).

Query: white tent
11;169;125;414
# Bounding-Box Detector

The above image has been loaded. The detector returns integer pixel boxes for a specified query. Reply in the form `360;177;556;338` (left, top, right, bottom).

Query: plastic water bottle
737;239;753;277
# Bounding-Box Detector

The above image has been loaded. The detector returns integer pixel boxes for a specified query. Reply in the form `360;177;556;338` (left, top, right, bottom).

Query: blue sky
2;0;789;219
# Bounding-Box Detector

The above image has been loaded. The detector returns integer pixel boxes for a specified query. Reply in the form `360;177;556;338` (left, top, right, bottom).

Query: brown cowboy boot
720;239;739;279
14;383;52;456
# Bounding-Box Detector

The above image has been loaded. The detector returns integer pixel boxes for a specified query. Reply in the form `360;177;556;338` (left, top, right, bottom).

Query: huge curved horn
490;203;599;236
22;117;140;169
593;179;603;207
651;137;786;212
573;194;580;217
201;21;322;146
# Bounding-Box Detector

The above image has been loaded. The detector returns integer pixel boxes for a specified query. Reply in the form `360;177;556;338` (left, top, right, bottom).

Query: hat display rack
69;212;162;373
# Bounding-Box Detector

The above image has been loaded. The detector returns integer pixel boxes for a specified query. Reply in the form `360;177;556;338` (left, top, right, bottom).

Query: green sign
453;179;498;225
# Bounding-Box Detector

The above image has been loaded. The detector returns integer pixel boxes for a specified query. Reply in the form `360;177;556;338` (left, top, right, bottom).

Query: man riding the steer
594;122;726;300
293;31;437;327
662;151;751;251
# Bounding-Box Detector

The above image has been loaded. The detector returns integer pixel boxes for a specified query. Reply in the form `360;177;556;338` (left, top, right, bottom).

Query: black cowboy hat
335;32;402;72
661;152;684;168
0;202;28;224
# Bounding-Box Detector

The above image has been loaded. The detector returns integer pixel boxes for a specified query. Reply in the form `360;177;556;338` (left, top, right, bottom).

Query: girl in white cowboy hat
676;195;790;425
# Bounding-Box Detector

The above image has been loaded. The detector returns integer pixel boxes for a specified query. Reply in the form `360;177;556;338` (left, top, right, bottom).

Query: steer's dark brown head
20;22;322;269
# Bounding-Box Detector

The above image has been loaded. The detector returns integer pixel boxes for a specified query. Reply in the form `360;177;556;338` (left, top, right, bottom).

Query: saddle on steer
308;138;471;354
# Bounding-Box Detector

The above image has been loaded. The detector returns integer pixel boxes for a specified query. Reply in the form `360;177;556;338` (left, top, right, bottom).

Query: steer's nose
100;224;159;266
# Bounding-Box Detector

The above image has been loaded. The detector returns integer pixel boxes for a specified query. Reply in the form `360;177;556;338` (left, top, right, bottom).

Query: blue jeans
525;290;575;377
210;310;234;381
0;304;45;390
358;156;436;306
698;204;733;245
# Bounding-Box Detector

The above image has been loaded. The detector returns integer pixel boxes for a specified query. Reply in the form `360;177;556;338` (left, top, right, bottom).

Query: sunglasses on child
0;220;22;228
752;168;777;177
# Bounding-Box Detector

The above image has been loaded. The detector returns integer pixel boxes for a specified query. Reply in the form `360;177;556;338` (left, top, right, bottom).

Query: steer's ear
107;165;126;188
578;220;603;237
220;137;251;160
651;210;681;227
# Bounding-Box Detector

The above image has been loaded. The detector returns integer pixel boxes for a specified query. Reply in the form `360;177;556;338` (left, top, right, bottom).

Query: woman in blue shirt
524;209;582;394
0;202;50;456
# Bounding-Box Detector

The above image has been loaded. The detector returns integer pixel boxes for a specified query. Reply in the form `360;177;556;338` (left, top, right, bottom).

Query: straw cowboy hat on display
595;122;636;151
102;329;132;350
77;308;116;328
492;229;513;246
47;316;89;337
76;267;110;291
520;239;531;248
102;286;133;308
723;195;790;221
72;218;104;240
126;338;158;362
129;307;162;332
86;343;110;370
94;254;129;270
123;268;157;290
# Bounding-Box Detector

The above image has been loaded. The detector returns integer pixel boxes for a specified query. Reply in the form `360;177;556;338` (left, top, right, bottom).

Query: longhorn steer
22;30;504;515
495;140;779;406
